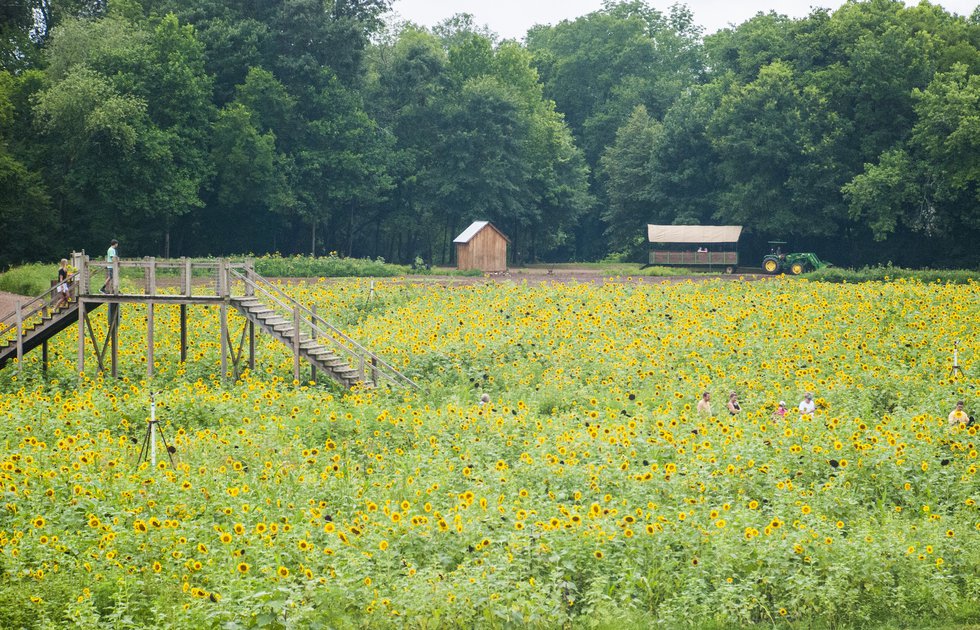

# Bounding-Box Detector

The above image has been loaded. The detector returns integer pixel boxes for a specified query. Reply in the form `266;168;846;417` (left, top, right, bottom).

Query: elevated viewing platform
0;253;416;390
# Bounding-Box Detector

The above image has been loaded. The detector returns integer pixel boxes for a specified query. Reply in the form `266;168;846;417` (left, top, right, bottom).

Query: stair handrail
0;273;78;344
227;268;418;390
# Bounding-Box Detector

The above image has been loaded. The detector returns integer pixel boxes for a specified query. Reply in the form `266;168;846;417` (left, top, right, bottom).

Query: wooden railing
227;267;419;390
0;274;78;357
74;254;252;298
649;250;738;266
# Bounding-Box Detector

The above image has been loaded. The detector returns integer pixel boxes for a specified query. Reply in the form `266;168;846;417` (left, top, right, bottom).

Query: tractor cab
763;241;831;275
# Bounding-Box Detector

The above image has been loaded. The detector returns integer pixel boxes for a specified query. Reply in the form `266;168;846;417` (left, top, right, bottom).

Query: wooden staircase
230;296;366;388
0;301;99;370
0;259;417;391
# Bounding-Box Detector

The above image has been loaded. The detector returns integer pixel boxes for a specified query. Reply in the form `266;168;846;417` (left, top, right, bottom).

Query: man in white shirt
101;239;119;293
798;392;816;415
949;401;969;427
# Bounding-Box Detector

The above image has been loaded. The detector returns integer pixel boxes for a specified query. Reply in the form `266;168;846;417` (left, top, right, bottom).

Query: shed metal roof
454;221;510;244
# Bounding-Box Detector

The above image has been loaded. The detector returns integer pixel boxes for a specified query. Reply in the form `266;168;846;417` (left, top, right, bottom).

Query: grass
520;262;709;277
0;263;58;296
806;264;980;284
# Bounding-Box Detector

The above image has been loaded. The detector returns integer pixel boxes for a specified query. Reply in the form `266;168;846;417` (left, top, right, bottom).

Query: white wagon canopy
646;224;743;271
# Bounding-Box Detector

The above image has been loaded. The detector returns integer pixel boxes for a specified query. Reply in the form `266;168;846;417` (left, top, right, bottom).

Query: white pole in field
150;394;157;467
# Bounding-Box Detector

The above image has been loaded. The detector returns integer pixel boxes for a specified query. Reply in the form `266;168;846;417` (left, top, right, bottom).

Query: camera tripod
136;393;175;469
949;341;965;380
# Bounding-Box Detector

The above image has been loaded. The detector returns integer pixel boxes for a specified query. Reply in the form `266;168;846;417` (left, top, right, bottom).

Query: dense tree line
1;0;978;268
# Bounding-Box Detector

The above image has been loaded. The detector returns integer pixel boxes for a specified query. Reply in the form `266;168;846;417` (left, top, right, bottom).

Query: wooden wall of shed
456;228;507;272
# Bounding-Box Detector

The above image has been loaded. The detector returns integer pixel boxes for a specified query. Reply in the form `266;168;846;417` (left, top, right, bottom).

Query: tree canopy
1;0;978;268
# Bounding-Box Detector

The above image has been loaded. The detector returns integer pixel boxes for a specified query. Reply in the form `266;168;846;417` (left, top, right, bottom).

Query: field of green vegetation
1;276;979;627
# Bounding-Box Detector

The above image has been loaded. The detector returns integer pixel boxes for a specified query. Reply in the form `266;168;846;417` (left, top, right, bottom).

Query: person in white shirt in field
798;392;816;415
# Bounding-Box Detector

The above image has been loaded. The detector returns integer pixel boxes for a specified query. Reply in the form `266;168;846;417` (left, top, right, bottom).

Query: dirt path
0;291;25;319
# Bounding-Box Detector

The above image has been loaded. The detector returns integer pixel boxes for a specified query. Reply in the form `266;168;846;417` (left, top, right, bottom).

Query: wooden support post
15;301;22;375
293;307;301;383
180;304;187;363
220;302;228;385
147;303;154;378
147;257;156;378
110;303;118;379
77;299;86;377
248;320;255;372
42;339;48;376
310;304;318;383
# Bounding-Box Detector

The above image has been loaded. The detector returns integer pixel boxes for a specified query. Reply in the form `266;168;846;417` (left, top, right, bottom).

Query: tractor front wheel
763;259;779;274
790;262;806;275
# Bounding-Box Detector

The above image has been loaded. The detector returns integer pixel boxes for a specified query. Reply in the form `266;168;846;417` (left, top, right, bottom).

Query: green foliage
3;0;980;271
253;253;409;277
806;264;980;284
0;263;56;295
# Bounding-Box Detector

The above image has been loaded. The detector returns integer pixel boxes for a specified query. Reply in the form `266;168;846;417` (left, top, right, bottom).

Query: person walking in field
697;391;712;415
727;392;741;416
101;239;119;293
948;401;970;427
798;392;816;415
772;401;788;419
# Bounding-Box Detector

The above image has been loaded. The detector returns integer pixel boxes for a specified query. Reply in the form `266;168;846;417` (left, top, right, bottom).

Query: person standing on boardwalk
56;259;71;307
101;239;119;293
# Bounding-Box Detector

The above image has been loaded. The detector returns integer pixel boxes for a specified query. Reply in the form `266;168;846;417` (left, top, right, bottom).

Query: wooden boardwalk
0;254;416;389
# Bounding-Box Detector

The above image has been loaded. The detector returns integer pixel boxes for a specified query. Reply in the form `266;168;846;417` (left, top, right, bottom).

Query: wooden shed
454;221;510;272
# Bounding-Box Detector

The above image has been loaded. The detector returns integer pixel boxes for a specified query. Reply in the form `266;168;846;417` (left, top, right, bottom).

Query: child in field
772;401;787;419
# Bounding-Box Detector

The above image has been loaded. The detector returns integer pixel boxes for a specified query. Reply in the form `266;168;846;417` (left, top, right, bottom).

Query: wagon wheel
790;262;806;275
763;259;779;274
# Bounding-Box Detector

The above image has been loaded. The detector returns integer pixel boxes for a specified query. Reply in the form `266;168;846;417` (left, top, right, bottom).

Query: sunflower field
0;277;978;628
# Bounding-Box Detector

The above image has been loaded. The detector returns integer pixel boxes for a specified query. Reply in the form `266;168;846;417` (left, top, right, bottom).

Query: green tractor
762;241;832;275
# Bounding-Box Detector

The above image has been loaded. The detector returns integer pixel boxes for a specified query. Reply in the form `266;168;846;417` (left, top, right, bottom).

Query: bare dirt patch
0;291;26;319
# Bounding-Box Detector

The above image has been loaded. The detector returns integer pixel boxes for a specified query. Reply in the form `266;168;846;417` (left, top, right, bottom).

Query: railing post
15;301;22;375
220;259;229;297
147;257;156;296
310;304;318;383
183;257;192;297
292;307;301;383
245;258;255;297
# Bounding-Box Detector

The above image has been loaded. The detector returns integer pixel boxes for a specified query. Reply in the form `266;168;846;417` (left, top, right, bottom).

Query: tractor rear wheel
790;262;806;275
763;259;779;274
